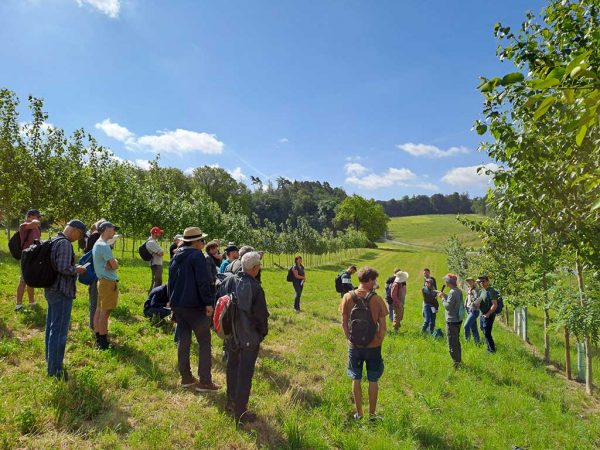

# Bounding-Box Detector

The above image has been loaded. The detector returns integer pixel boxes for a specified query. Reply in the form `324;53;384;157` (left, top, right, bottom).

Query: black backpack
138;241;153;261
286;266;294;282
384;275;395;304
20;237;67;288
335;273;344;293
348;290;377;347
8;231;25;260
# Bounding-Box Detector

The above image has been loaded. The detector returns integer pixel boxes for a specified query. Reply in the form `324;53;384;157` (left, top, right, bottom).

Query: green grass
1;226;599;449
386;214;483;249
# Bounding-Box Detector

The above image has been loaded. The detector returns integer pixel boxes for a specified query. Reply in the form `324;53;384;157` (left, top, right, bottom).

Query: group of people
12;208;502;425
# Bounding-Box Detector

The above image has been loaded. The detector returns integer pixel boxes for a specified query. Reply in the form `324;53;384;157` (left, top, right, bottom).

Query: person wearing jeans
477;275;499;353
291;256;305;312
421;278;438;334
44;220;87;378
463;277;481;344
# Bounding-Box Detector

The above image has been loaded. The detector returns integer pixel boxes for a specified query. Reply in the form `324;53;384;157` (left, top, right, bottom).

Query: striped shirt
48;233;77;298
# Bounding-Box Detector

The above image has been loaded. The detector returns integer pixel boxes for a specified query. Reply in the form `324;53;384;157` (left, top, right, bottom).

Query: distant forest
376;193;489;217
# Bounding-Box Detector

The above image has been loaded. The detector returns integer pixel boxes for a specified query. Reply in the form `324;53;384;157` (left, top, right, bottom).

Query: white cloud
94;118;224;156
345;155;363;162
136;129;224;155
279;138;289;144
228;167;246;182
134;159;152;170
344;162;369;176
76;0;120;18
346;167;417;190
184;167;195;176
441;163;499;188
397;142;470;159
95;119;134;143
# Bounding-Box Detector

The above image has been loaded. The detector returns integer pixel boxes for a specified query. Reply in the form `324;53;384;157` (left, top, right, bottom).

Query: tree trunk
565;327;572;380
575;253;593;395
544;308;551;363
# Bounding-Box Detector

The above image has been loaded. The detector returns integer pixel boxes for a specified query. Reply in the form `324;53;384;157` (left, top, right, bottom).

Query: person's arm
22;220;41;230
342;312;350;341
252;285;269;339
106;258;119;270
391;283;400;303
52;240;79;276
147;240;164;256
484;297;498;318
292;268;305;281
377;314;387;341
193;253;213;313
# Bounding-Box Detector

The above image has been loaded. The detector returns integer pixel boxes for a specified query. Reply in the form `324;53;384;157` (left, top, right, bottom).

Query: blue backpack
487;288;504;315
78;251;97;285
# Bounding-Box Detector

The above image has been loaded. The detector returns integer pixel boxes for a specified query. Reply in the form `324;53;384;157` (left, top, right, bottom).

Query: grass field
386;214;483;249
1;221;599;449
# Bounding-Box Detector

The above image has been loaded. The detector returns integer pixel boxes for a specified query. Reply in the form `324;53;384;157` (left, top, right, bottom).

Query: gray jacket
219;272;269;349
442;287;463;323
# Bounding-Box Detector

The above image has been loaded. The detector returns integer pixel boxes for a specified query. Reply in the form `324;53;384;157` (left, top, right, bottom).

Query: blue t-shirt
219;259;231;273
92;239;119;281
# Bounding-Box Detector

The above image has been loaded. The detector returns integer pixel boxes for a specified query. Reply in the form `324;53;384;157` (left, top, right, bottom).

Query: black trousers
446;321;462;363
226;344;260;418
293;283;303;310
172;307;212;383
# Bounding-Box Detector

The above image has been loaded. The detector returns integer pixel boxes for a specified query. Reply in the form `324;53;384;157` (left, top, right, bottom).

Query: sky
1;0;547;200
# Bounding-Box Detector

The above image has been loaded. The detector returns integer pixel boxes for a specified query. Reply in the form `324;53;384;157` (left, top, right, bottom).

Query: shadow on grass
0;317;14;338
412;428;475;450
111;304;142;324
111;342;167;383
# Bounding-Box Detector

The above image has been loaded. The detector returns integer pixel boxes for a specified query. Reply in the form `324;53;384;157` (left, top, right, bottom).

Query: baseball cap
67;219;87;234
150;226;164;235
98;221;119;232
26;208;41;217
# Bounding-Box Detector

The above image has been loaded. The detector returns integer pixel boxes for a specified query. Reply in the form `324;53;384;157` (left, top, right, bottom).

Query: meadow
1;220;599;450
386;215;483;249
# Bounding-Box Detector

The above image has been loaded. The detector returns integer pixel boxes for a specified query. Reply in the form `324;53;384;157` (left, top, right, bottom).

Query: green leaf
533;96;556;120
546;67;565;80
501;72;525;86
476;123;488;135
523;94;543;108
576;125;588;146
593;198;600;211
530;78;560;89
564;89;575;104
564;51;590;78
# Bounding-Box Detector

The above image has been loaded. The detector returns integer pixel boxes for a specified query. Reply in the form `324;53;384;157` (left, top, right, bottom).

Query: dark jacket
206;253;220;298
168;246;212;309
85;231;100;253
220;272;269;349
144;285;171;317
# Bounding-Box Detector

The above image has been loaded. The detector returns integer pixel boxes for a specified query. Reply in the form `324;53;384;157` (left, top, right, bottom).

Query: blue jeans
480;313;496;353
388;302;394;322
293;282;303;310
421;304;436;334
464;309;480;343
44;290;74;377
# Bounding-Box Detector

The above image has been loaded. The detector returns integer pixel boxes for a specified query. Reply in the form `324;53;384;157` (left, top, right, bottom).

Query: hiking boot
369;413;383;422
180;376;198;388
15;304;24;311
195;381;220;392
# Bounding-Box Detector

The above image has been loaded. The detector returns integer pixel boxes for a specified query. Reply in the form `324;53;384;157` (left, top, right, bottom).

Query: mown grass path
1;240;599;449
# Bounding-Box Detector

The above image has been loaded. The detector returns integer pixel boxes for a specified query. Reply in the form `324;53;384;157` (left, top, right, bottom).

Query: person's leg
480;315;495;353
16;277;26;308
486;314;496;352
446;322;460;363
26;285;35;304
53;295;73;376
464;312;473;341
44;290;51;362
88;279;98;330
352;380;363;417
293;284;302;311
421;304;431;333
388;303;394;322
45;292;73;377
471;310;481;344
368;382;379;415
226;344;239;407
190;314;213;384
234;347;260;418
392;304;403;331
430;311;437;334
155;264;163;287
174;308;193;379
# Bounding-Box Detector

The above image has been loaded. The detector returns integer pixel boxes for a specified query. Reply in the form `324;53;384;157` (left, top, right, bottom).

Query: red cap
150;226;164;235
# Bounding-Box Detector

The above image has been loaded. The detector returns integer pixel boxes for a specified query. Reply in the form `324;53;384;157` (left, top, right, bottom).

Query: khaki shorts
98;279;119;311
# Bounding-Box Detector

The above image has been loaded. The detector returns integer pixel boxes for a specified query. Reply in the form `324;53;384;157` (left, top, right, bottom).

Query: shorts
98;279;119;311
347;346;384;382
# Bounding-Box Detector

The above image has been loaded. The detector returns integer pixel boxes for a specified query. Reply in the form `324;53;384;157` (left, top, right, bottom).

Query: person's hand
75;265;87;275
206;306;214;317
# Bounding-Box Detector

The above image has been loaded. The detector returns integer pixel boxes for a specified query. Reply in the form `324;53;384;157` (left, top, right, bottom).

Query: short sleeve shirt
340;288;388;348
93;239;119;281
146;238;163;266
19;222;41;249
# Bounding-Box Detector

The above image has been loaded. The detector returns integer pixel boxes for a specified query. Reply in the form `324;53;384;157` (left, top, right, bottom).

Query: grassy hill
386;214;483;249
1;227;599;449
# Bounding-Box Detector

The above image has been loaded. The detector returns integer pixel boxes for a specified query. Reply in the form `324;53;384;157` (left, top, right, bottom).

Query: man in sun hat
146;226;165;292
390;270;409;332
168;227;220;391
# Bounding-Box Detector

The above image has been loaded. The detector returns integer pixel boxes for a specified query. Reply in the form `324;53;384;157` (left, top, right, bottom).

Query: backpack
213;292;239;340
77;250;97;285
138;241;153;261
384;275;395;304
20;237;67;288
348;291;377;347
487;288;504;315
335;273;344;293
286;266;294;282
8;231;24;260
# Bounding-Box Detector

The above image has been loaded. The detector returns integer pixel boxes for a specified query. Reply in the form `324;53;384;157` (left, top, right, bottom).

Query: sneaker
352;412;363;420
369;414;383;422
195;381;220;392
181;376;198;388
15;304;24;311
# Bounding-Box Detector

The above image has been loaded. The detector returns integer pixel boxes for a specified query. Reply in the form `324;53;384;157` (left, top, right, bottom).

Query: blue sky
1;0;545;200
